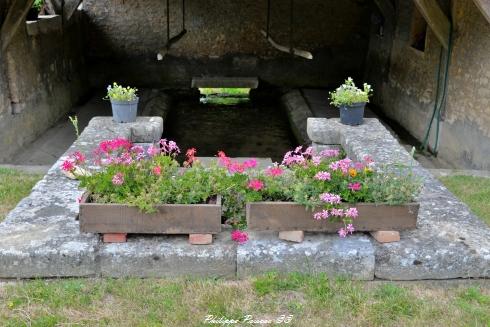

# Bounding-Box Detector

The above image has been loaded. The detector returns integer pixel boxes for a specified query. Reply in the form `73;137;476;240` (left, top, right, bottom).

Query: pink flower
130;145;145;154
73;151;86;165
147;145;160;157
338;228;348;238
229;162;245;174
348;182;362;192
319;193;341;204
112;172;124;186
344;207;359;218
311;156;322;166
313;210;329;220
99;138;132;154
152;166;162;176
77;196;82;204
320;149;340;158
243;159;258;169
61;158;75;172
159;139;180;155
329;158;353;174
231;230;249;244
346;224;355;234
248;179;264;191
314;171;331;181
265;166;284;177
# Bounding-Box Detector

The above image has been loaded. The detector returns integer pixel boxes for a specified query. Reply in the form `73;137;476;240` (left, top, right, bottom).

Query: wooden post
413;0;451;49
1;0;36;52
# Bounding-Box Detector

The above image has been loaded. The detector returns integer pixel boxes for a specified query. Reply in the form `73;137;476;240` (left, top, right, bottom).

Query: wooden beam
63;0;82;21
413;0;451;49
473;0;490;24
1;0;35;52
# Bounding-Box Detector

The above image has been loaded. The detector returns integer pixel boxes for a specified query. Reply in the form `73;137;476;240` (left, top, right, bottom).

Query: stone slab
0;117;164;278
307;118;490;280
237;232;375;280
281;90;314;144
100;231;236;278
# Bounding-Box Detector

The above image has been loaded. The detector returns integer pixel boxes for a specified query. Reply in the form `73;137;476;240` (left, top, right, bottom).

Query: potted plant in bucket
26;0;45;21
330;77;373;126
105;82;139;123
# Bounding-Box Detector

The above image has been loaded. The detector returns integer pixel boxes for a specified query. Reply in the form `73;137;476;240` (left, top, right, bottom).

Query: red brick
370;231;400;243
103;233;127;243
189;234;213;245
279;230;305;243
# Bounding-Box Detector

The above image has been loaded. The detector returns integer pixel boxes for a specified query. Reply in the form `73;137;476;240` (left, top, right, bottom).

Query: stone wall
366;0;490;169
82;0;371;88
0;14;88;162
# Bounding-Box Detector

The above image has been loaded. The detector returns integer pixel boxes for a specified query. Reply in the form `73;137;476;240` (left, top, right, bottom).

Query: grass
1;168;489;326
0;168;42;222
198;88;251;97
0;275;489;326
439;175;490;226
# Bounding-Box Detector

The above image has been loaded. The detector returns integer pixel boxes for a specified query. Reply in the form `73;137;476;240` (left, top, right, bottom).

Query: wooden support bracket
413;0;451;49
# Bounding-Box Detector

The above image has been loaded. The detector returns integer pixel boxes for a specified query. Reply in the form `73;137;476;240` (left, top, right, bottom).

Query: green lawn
0;169;489;326
0;275;489;326
0;168;42;222
439;175;490;226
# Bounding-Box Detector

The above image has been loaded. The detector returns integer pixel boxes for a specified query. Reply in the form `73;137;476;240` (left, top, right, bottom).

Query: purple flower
313;210;329;220
346;224;355;234
319;193;341;204
338;228;347;238
345;207;359;218
320;148;340;158
330;208;344;217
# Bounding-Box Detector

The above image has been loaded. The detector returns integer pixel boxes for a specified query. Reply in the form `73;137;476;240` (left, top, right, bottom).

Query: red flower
231;230;249;244
152;166;162;176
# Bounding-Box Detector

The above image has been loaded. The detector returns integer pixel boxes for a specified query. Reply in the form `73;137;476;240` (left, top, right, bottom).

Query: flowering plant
104;82;138;102
62;138;421;239
330;77;373;107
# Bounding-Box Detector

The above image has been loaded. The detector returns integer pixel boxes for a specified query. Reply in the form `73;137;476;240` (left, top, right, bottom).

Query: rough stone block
26;21;40;36
278;231;304;243
281;90;314;144
189;234;213;245
129;117;164;143
38;15;62;33
370;231;400;243
237;232;375;280
103;233;128;243
306;118;341;144
99;231;236;278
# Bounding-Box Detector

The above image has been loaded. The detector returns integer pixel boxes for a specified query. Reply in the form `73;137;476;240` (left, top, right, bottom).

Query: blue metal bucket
111;98;139;123
339;102;365;126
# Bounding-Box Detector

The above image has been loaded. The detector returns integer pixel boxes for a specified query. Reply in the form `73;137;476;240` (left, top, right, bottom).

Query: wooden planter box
246;202;419;232
79;193;222;235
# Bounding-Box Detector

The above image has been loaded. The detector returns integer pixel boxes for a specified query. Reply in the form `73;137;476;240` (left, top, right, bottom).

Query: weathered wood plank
473;0;490;24
413;0;451;49
79;196;222;234
63;0;82;21
247;202;419;232
1;0;35;52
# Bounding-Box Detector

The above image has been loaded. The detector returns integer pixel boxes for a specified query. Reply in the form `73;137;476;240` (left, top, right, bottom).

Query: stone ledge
237;232;375;280
281;90;314;144
99;231;237;278
307;117;490;280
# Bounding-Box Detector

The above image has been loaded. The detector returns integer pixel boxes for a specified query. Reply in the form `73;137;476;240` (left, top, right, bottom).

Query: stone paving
0;116;488;280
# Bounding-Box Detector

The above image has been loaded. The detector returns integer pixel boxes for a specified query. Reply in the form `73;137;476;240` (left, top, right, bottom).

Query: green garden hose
421;22;454;155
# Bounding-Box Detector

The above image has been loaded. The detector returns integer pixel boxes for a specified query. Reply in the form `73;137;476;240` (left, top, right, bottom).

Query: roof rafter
413;0;451;49
472;0;490;24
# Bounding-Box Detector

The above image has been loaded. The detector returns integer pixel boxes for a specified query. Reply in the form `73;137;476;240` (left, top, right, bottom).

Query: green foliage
32;0;44;11
104;82;138;102
330;77;373;107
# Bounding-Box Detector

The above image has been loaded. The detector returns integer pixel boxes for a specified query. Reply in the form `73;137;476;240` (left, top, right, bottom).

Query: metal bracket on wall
157;0;187;60
261;0;313;60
